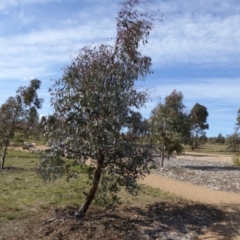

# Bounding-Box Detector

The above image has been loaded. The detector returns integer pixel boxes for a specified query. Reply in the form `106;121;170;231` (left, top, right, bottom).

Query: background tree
215;133;225;144
39;0;157;217
0;79;43;170
189;103;209;150
236;108;240;130
0;97;22;170
225;109;240;151
38;114;63;146
226;132;240;152
28;107;39;132
150;90;187;168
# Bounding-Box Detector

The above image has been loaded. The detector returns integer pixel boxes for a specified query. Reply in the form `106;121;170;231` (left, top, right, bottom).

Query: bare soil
1;149;239;239
0;202;223;240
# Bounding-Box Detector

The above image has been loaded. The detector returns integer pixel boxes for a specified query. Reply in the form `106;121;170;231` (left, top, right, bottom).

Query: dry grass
184;143;234;155
0;149;182;223
0;150;89;221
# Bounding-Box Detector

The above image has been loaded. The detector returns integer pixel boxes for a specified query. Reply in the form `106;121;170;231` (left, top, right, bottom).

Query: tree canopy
189;103;209;150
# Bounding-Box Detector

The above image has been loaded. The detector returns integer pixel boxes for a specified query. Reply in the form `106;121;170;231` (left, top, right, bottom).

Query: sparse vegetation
0;149;182;223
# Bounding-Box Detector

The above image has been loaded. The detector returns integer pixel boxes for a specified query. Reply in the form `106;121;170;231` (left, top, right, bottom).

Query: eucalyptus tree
40;0;158;217
236;108;240;130
225;109;240;151
189;103;209;150
0;79;43;170
150;90;188;168
226;132;240;152
215;133;225;144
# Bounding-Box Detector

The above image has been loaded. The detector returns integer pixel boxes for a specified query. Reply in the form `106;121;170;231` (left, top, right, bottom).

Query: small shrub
6;214;16;220
149;165;157;169
232;151;240;167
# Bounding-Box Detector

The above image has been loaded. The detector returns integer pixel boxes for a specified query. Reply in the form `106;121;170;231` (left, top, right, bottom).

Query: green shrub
232;151;240;167
149;165;157;169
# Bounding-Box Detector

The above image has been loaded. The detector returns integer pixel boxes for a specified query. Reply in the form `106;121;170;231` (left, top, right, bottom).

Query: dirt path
139;169;240;239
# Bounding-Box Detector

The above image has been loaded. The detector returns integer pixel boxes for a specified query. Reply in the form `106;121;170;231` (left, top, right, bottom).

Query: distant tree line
207;134;225;144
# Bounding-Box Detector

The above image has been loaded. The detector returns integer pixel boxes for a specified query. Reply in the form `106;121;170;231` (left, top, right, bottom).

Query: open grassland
0;150;89;221
0;149;181;223
184;143;235;155
11;132;46;147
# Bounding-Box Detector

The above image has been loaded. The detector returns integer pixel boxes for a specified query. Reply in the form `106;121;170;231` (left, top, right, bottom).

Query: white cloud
1;0;239;83
149;78;240;102
0;0;61;10
0;0;239;137
214;108;233;112
0;19;115;80
146;12;240;67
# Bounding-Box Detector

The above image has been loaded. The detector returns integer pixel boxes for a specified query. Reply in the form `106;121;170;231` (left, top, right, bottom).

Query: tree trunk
79;151;104;217
1;118;15;170
1;143;8;170
160;149;164;168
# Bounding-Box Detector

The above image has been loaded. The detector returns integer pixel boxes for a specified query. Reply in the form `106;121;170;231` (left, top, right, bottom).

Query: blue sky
0;0;240;137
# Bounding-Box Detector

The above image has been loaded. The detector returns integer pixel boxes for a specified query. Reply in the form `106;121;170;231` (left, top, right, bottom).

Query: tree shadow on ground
183;154;212;157
182;166;240;171
198;203;240;240
14;201;223;240
0;166;36;172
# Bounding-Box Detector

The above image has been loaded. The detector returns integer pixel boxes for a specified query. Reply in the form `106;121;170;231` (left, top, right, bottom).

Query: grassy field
0;149;182;223
184;143;235;155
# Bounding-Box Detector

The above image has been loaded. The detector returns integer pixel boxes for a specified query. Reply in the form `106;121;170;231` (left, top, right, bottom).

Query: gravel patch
152;154;240;194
